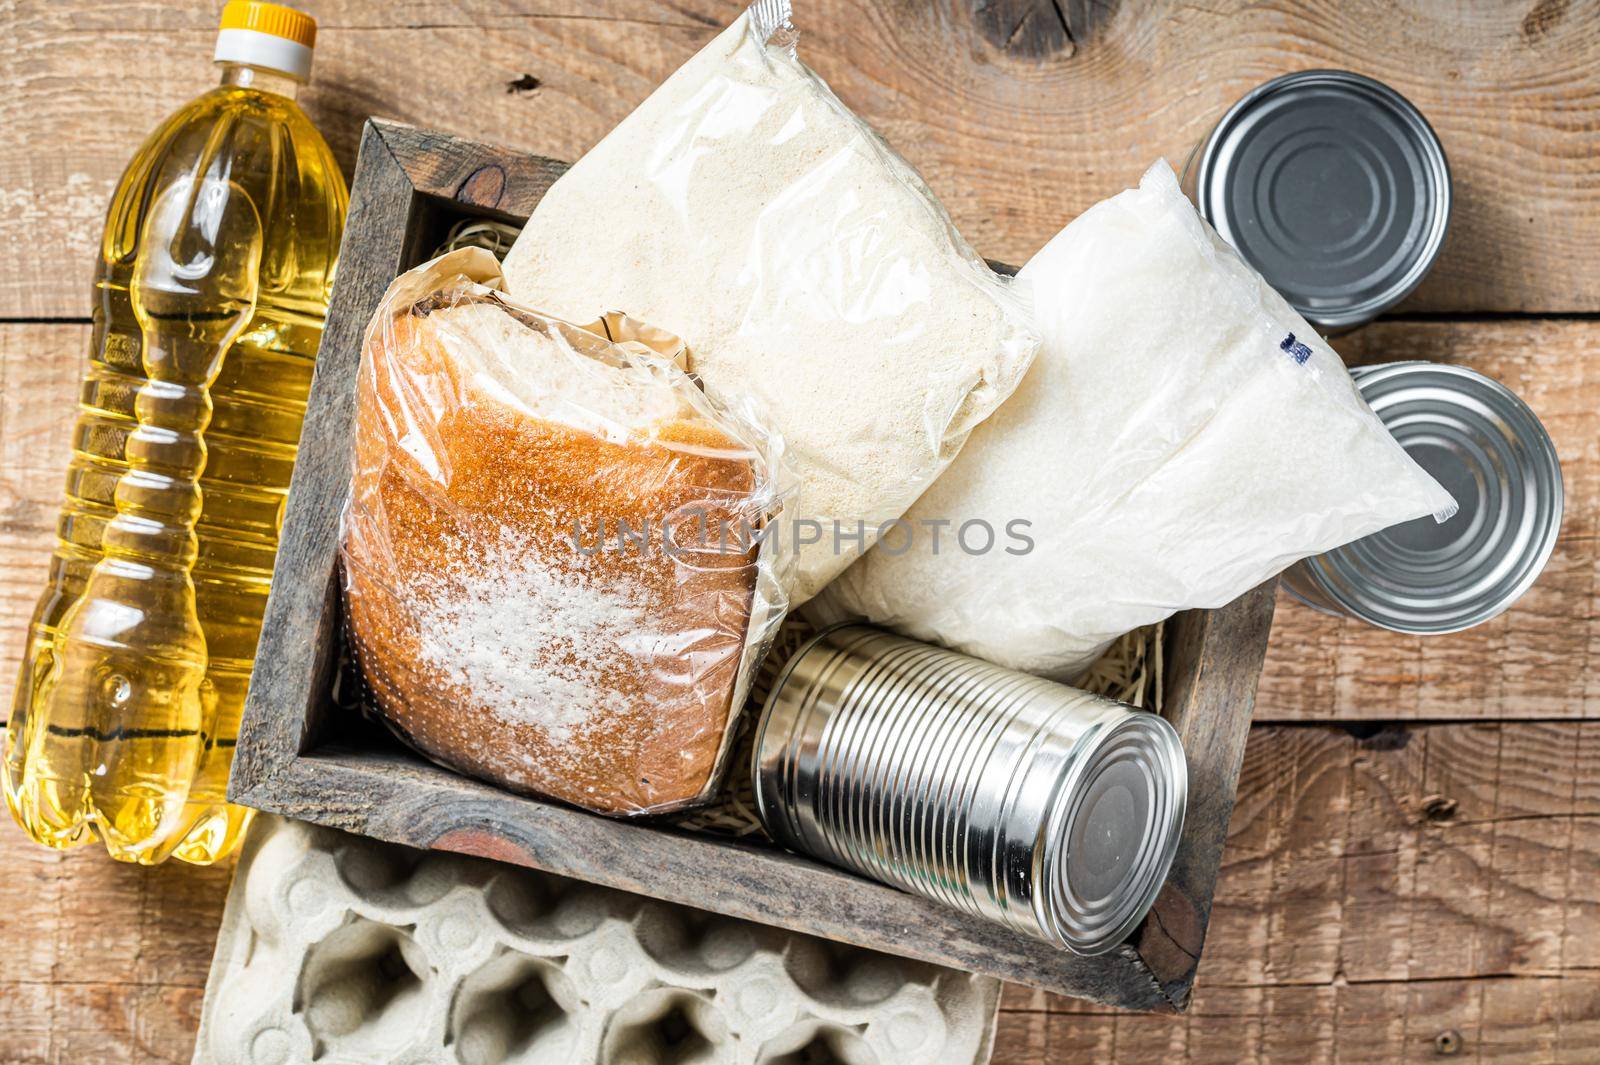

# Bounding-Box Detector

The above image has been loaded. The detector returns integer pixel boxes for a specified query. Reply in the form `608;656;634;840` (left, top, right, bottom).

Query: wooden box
231;120;1278;1013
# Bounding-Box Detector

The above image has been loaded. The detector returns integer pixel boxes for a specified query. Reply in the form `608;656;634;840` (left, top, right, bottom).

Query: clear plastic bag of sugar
816;162;1456;680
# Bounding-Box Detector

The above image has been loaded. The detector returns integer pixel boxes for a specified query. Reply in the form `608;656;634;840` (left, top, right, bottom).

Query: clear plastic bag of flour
501;0;1039;604
339;248;795;817
816;161;1457;680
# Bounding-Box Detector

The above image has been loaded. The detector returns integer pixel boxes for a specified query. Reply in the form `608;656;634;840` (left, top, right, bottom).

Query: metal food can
1283;362;1563;632
1182;70;1451;332
751;624;1186;956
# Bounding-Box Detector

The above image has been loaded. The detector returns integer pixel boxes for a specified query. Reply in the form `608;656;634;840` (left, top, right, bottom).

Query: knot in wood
1420;794;1458;822
456;165;507;209
971;0;1102;60
1434;1029;1463;1055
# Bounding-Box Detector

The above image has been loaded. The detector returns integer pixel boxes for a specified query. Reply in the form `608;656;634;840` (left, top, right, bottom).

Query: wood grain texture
1;1;1597;1059
5;720;1596;1063
4;0;1600;318
1258;320;1600;722
0;324;84;701
1142;583;1278;1007
999;720;1600;1062
1206;720;1600;988
997;976;1600;1064
0;816;229;1065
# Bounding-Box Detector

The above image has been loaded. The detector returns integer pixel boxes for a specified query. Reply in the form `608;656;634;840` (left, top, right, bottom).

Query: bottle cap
1189;71;1450;332
215;2;317;82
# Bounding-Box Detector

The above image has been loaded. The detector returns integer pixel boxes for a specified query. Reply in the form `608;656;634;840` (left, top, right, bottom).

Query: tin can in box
1283;362;1563;632
1182;70;1451;332
752;624;1187;956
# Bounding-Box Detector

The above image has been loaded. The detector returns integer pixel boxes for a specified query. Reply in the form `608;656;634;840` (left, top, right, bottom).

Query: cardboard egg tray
193;816;1000;1064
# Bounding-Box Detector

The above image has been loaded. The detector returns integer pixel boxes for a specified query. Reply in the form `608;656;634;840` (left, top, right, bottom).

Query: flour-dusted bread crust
342;289;765;815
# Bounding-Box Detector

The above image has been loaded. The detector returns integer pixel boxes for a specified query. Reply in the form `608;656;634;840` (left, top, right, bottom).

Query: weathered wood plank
228;120;418;794
5;720;1597;1062
0;323;86;700
4;0;1600;318
1004;716;1600;1049
996;975;1600;1064
239;745;1169;1008
0;816;229;1065
1212;720;1600;987
1141;583;1278;1007
1258;320;1600;722
999;720;1600;1062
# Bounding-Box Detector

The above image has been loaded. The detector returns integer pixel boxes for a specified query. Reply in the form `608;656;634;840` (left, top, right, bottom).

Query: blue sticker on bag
1279;332;1313;365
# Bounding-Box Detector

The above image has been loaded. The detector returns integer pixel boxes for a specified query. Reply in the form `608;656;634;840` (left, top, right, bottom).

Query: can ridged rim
1037;712;1187;954
1191;70;1451;331
752;626;1189;955
750;622;854;851
1297;362;1563;633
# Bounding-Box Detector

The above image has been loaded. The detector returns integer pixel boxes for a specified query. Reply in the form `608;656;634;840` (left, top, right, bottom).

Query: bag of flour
816;161;1457;679
502;0;1039;603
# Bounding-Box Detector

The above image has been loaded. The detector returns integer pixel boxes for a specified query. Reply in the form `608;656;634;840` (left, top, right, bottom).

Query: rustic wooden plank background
1;0;1596;1062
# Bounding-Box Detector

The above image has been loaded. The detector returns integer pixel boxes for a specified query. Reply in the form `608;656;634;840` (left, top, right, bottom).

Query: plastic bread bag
813;161;1457;680
501;0;1039;604
339;248;795;817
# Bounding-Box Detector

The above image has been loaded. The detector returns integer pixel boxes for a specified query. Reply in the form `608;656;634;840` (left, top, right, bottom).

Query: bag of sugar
502;0;1039;604
815;161;1457;679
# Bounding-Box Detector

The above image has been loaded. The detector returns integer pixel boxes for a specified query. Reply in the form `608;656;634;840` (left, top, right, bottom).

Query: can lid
1191;71;1450;331
215;2;317;82
1298;363;1563;633
1039;711;1186;955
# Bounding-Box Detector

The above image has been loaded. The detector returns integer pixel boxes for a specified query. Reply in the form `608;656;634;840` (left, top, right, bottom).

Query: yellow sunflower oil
3;2;346;865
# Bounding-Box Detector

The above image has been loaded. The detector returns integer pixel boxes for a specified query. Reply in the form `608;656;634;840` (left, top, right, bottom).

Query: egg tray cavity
193;816;1001;1064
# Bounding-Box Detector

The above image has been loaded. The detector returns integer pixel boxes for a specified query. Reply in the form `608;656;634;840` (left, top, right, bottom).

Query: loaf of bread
341;253;776;815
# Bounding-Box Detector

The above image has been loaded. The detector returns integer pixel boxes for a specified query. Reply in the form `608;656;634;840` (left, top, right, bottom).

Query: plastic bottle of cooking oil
3;2;346;865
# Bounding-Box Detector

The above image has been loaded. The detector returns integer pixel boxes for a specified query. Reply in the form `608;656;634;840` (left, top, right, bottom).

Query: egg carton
193;816;1000;1064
